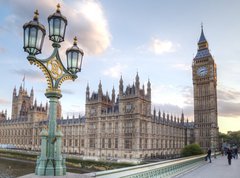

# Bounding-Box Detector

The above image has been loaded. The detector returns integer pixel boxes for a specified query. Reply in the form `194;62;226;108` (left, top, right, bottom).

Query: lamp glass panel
72;52;78;69
36;30;43;49
67;52;71;69
49;19;53;36
29;27;37;48
77;53;81;68
60;20;65;37
53;18;60;36
24;27;29;47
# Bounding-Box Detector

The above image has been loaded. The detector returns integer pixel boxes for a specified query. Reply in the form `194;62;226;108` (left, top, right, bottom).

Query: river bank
0;149;135;173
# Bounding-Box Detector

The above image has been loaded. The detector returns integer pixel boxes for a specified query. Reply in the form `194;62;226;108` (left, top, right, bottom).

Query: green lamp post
23;4;84;176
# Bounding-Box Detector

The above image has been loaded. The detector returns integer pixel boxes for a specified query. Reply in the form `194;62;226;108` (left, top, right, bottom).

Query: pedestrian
207;148;212;163
214;149;217;159
234;148;238;159
227;148;232;165
221;149;224;156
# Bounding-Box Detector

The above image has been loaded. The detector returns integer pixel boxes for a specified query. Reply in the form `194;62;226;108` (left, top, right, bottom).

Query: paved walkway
177;155;240;178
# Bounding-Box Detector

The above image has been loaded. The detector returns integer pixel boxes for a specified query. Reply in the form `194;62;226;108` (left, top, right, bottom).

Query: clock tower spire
192;26;219;151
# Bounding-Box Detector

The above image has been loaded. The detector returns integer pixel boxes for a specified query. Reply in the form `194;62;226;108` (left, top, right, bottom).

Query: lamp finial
34;10;39;21
73;36;77;45
57;3;61;12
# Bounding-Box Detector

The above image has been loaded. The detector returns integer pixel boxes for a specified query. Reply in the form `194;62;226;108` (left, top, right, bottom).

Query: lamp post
23;4;84;176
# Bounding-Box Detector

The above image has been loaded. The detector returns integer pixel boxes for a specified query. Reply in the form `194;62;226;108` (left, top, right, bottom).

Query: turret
30;87;34;106
86;83;90;101
19;85;23;96
45;102;48;111
13;86;17;97
153;107;156;119
98;80;102;101
5;110;7;117
147;79;151;100
112;86;115;103
135;72;140;94
142;84;145;95
119;76;123;96
34;99;37;108
158;110;161;119
163;111;165;120
181;110;184;123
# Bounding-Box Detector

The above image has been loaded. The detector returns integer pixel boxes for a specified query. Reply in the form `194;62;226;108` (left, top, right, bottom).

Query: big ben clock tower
192;26;219;151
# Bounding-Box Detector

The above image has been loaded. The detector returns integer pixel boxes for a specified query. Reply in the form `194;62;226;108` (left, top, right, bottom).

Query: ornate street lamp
23;4;84;176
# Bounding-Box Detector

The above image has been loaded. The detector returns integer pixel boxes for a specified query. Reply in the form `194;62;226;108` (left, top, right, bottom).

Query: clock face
197;66;208;77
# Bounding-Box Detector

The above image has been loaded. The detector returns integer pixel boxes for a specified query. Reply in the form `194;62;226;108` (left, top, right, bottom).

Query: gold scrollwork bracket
28;57;53;89
57;74;76;90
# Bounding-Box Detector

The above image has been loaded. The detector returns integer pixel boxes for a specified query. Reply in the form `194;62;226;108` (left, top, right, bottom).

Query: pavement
176;155;240;178
18;172;92;178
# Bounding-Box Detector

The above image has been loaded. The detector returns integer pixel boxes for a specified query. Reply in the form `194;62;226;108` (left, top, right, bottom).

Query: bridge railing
86;154;210;178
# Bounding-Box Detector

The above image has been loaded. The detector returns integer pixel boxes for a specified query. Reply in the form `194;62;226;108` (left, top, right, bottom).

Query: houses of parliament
0;28;218;161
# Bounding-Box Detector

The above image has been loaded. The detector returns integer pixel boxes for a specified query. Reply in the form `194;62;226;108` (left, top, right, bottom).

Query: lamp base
35;157;66;176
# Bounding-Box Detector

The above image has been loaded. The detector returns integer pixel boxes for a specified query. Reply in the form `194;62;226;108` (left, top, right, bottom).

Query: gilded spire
33;10;39;21
56;3;61;13
73;36;77;45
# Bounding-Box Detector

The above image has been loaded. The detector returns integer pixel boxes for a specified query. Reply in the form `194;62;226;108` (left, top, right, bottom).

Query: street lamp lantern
66;37;84;74
48;4;67;43
23;4;84;176
23;10;46;55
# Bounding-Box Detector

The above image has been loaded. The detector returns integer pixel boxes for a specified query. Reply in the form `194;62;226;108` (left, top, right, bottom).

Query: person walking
234;148;238;159
227;148;232;165
207;148;212;163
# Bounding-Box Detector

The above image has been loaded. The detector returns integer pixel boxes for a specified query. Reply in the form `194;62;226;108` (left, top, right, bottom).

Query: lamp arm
55;72;77;90
27;55;54;89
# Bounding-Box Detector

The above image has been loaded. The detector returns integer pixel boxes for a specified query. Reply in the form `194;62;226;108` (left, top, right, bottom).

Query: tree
219;131;240;148
181;143;203;157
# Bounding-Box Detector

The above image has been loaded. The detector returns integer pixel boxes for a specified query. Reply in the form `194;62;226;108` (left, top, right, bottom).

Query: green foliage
66;158;135;170
219;131;240;147
181;143;203;157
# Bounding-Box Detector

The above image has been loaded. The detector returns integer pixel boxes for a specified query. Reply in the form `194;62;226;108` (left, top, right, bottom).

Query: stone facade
0;75;193;161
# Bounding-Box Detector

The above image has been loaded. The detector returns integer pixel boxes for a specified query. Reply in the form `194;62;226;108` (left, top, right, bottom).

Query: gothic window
81;139;84;147
89;138;95;148
108;138;111;148
115;138;118;149
145;139;148;149
102;123;105;131
124;139;132;149
115;122;118;133
102;138;105;148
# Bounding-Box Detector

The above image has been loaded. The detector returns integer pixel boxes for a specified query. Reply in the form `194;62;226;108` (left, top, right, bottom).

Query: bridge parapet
86;154;208;178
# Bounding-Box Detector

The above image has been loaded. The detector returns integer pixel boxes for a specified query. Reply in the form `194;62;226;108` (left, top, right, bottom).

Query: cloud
172;63;191;71
103;63;127;78
0;47;6;53
218;88;240;101
217;87;240;117
218;101;240;117
62;89;75;95
2;0;111;55
149;38;177;55
13;69;45;82
0;98;10;105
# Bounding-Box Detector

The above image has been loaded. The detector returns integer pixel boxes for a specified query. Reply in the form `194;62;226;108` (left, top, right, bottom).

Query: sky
0;0;240;133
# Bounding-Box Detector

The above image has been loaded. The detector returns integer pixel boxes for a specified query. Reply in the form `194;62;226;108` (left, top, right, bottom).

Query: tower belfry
192;26;219;151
